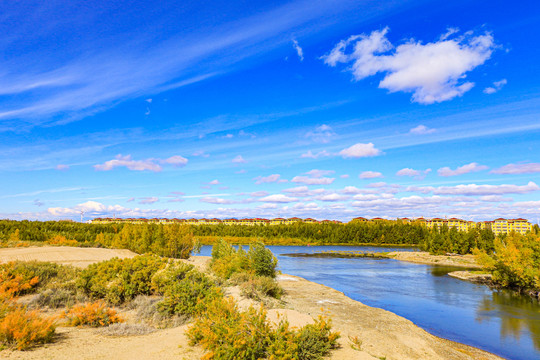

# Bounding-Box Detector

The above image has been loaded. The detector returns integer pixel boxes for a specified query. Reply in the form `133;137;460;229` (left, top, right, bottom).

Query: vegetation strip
281;251;390;259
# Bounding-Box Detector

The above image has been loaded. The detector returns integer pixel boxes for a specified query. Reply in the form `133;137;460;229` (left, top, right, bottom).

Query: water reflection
477;290;540;350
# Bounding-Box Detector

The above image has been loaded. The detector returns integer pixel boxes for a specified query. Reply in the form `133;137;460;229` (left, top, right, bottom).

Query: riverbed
200;245;540;360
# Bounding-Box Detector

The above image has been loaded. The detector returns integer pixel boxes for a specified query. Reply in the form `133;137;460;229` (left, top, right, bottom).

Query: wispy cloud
396;168;431;179
0;0;364;128
291;176;334;185
407;181;539;196
305;124;335;143
94;154;187;172
301;150;331;159
437;162;488;177
484;79;507;94
254;174;287;184
139;197;159;204
292;39;304;61
409;125;435;135
232;155;247;164
491;162;540;174
322;27;496;104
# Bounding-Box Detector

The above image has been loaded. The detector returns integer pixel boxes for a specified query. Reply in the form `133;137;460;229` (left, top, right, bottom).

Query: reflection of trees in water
477;290;540;350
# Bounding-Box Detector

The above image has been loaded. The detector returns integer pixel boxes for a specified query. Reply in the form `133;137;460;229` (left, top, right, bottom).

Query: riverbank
0;248;502;360
387;251;482;268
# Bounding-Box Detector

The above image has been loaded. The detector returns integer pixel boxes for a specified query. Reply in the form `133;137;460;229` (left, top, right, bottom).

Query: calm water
199;245;540;360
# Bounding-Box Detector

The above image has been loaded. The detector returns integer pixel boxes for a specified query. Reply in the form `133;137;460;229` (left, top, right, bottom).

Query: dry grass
98;323;156;337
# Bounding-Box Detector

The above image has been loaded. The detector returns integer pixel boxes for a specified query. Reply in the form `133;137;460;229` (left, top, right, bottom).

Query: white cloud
94;154;162;172
339;143;381;158
409;125;435;135
292;39;304;61
491;162;540;174
282;186;326;197
322;27;496;104
315;193;350;202
305;169;335;178
232;155;247;164
207;179;220;185
254;174;286;184
340;174;350;179
437;162;488;176
291;176;334;185
139;197;159;204
163;155;188;167
484;79;507;94
407;181;540;196
250;191;269;197
192;150;210;158
259;194;298;203
305;124;335;143
359;171;383;179
200;197;236;205
301;150;331;159
94;154;187;172
145;98;152;103
396;168;431;179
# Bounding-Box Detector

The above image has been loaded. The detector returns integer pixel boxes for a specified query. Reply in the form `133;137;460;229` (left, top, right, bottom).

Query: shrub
130;295;189;328
239;274;283;300
188;297;340;360
0;261;80;300
63;301;123;327
248;242;278;278
30;288;86;309
0;304;56;350
157;270;222;317
150;261;194;295
77;255;168;304
187;297;271;360
47;235;79;246
292;315;340;360
210;240;278;280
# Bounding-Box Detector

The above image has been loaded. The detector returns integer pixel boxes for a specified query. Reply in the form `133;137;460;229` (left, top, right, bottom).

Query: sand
387;251;482;268
0;248;502;360
0;246;137;268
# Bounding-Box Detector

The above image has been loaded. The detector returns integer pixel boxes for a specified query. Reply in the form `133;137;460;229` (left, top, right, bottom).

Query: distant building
88;216;533;235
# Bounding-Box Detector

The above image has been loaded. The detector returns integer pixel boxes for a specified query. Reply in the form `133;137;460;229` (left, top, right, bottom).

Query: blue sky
2;0;540;222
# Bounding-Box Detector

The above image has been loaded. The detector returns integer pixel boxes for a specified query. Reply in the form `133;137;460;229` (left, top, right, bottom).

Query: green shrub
157;270;222;317
239;274;283;300
150;261;194;295
248;242;278;278
76;254;168;305
188;297;340;360
187;297;270;359
210;240;278;279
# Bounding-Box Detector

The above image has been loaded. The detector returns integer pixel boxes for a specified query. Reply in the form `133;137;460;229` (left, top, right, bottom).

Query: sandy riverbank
387;251;482;268
0;248;501;360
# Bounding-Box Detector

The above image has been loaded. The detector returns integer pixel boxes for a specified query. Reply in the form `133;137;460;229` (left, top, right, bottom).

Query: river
199;245;540;360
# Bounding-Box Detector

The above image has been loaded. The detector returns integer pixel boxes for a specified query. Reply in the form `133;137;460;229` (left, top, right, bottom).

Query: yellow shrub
63;301;123;327
0;305;56;350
